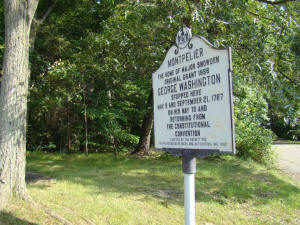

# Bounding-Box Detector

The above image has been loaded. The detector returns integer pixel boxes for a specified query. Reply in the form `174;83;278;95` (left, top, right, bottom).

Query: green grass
1;152;300;225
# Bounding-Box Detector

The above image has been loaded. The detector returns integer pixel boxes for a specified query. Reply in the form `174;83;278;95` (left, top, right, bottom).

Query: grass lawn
1;152;300;225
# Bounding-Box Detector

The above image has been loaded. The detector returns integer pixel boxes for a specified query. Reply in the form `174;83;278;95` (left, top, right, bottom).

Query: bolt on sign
152;27;235;157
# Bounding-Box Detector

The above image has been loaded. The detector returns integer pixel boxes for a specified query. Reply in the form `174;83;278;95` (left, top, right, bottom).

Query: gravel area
273;143;300;182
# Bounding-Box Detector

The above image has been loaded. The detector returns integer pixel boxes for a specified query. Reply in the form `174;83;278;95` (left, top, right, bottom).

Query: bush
113;129;139;151
235;120;274;164
234;78;275;164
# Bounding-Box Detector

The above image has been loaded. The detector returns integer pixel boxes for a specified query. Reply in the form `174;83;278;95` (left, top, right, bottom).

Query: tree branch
183;0;192;27
239;44;297;84
277;70;296;83
257;0;296;5
246;9;274;21
29;0;57;52
39;0;57;24
27;0;40;22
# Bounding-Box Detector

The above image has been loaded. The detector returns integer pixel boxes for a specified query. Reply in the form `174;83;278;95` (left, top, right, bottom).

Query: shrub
234;78;275;164
235;120;274;164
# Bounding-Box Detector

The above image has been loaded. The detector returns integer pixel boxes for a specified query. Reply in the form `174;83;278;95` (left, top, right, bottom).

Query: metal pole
184;173;195;225
182;151;196;225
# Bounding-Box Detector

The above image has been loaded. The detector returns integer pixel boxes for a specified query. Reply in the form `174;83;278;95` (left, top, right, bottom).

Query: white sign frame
152;30;235;156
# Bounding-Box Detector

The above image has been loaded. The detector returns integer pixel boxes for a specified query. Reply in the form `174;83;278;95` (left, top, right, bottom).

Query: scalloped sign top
152;28;235;154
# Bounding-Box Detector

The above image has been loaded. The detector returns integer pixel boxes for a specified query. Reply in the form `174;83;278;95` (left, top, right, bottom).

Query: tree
131;90;154;155
27;1;119;153
20;0;299;160
98;0;184;155
0;0;39;209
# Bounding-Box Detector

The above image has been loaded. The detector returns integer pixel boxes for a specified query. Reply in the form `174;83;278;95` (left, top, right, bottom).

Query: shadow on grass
26;153;300;207
0;211;38;225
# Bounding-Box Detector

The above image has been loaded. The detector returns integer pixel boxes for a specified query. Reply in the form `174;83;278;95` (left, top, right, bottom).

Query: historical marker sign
152;27;235;156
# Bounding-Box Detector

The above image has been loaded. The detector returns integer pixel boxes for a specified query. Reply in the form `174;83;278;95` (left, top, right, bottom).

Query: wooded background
0;0;299;163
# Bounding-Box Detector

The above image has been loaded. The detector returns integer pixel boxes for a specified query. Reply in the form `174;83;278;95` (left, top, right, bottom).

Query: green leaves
23;0;299;154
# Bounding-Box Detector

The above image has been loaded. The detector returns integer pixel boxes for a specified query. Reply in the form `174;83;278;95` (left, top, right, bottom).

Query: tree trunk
131;90;154;155
66;105;72;154
29;19;41;53
83;92;88;155
106;81;118;159
0;0;39;210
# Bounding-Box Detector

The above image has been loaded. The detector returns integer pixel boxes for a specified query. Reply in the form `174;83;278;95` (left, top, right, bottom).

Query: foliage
0;0;298;161
233;77;275;164
268;78;299;141
190;0;299;143
235;120;274;164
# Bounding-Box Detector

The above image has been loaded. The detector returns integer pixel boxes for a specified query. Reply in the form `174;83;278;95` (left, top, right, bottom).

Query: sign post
152;27;235;225
182;151;196;225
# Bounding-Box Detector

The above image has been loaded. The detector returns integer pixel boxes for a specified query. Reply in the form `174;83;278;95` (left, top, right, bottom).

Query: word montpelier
168;48;203;67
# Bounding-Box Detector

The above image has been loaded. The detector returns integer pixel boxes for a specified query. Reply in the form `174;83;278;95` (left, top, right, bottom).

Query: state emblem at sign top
176;27;192;49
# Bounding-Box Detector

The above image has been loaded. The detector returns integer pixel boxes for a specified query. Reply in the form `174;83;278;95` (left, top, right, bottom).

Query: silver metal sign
152;28;235;157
